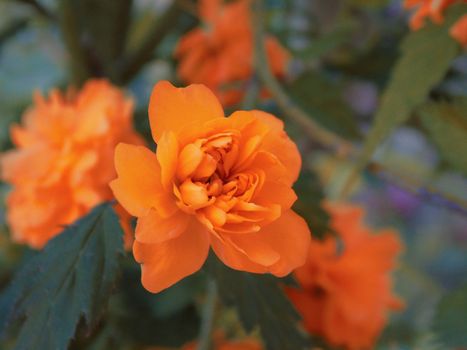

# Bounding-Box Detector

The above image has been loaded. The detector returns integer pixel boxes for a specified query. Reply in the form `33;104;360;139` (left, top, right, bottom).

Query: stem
251;0;351;153
196;279;217;350
241;76;260;109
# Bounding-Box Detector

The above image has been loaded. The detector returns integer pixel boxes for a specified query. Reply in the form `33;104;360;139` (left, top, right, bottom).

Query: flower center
172;130;276;233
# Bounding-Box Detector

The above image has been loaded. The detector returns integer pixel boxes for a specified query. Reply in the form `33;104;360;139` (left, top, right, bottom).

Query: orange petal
0;146;54;183
265;36;290;77
225;235;281;266
179;179;211;209
450;15;467;47
211;234;268;274
230;210;311;276
254;179;297;209
133;220;210;293
249;151;290;184
176;28;206;57
202;205;227;227
114;204;135;250
135;209;190;244
10;125;33;147
199;0;221;23
226;112;269;171
251;110;301;184
177;142;204;181
110;143;163;217
193;153;217;180
148;80;224;143
156;131;179;189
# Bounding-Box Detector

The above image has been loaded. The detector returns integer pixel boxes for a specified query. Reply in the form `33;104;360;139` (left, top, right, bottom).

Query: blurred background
0;0;466;349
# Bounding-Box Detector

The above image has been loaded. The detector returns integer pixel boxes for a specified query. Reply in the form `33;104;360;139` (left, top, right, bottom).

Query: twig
241;76;261;109
196;279;217;350
251;0;352;153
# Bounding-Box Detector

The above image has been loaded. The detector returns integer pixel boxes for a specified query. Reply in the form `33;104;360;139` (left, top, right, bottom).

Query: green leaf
289;71;361;140
0;203;124;350
346;3;465;187
419;98;467;175
204;255;309;350
432;284;467;348
295;20;358;60
293;167;332;240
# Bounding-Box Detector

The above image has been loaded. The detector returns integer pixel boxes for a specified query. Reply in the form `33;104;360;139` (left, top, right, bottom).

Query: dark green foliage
419;98;467;175
204;255;309;350
349;3;465;181
289;71;361;140
293;167;332;240
108;263;202;348
432;284;467;348
0;203;124;350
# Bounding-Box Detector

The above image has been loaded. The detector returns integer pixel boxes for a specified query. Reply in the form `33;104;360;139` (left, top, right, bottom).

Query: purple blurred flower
343;80;378;116
386;184;421;217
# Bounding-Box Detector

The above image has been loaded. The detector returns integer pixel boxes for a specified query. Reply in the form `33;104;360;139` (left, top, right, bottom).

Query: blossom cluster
1;80;142;248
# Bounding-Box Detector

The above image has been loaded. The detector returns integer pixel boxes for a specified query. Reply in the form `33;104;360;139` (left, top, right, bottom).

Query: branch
196;279;217;350
251;0;351;153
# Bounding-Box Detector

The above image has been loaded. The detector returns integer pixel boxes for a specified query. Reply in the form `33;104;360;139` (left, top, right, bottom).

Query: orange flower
1;79;143;249
450;14;467;45
175;0;289;106
287;203;403;350
404;0;467;46
110;81;310;293
404;0;456;30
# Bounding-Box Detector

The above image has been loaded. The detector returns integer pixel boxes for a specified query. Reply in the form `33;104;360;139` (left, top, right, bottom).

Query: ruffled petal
133;219;210;293
135;209;190;244
110;143;164;217
149;81;224;143
251;110;301;184
254;179;297;209
211;234;268;274
156;131;179;189
229;210;311;276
